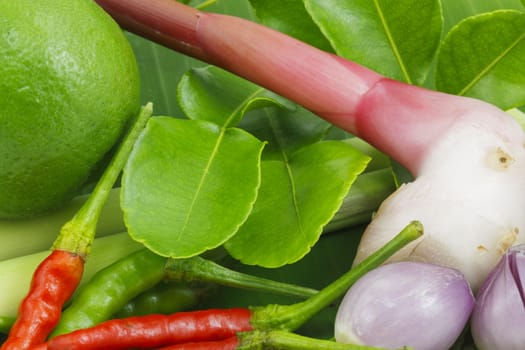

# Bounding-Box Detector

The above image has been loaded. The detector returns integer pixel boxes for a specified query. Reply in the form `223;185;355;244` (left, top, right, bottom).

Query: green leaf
239;106;332;158
441;0;524;33
303;0;443;85
177;66;294;127
121;116;265;258
435;10;525;110
225;136;370;267
249;0;333;52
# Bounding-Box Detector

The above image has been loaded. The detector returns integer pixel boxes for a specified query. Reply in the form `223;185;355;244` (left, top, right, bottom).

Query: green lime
0;0;140;219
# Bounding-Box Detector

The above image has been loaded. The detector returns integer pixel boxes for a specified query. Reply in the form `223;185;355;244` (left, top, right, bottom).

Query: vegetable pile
2;0;525;349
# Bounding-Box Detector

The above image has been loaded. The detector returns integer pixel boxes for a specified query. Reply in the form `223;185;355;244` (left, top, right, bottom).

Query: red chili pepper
43;308;252;350
1;106;152;350
0;250;84;350
156;336;239;350
24;222;419;350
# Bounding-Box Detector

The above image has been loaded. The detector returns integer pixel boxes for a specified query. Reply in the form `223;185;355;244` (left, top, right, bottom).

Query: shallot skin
471;244;525;350
335;261;474;350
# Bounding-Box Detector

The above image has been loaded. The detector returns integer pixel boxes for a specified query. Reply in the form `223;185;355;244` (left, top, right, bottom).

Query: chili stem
250;221;424;331
53;103;152;256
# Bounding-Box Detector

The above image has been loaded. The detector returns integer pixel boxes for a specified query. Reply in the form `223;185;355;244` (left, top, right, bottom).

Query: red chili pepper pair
29;309;251;350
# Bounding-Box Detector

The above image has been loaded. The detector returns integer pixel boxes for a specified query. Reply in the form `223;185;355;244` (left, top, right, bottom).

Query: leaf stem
53;103;153;256
238;330;412;350
164;255;318;299
250;221;424;331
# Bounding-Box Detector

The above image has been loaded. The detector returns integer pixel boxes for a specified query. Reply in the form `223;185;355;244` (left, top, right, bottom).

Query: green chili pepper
50;248;167;337
115;281;216;318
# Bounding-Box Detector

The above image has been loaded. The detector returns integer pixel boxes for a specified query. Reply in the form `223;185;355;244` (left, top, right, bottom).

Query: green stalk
342;138;391;172
0;232;142;318
0;162;394;261
324;168;396;233
0;189;125;261
237;330;412;350
0;316;15;334
53;103;152;256
165;255;318;299
250;221;424;331
507;108;525;131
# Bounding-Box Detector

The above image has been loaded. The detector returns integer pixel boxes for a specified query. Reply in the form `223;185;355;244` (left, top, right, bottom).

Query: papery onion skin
471;244;525;350
334;261;474;350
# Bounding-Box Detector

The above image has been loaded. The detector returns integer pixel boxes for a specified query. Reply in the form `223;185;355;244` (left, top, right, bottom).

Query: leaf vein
177;128;225;242
224;87;266;127
459;31;525;96
266;111;306;238
373;0;412;84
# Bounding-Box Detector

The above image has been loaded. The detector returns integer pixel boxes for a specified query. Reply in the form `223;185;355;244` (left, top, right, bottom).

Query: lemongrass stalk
0;189;125;261
324;169;396;233
342;138;391;173
0;232;141;317
507;108;525;131
0;156;394;261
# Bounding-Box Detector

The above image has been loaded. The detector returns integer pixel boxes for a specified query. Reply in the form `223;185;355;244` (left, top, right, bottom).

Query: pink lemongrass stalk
96;0;525;290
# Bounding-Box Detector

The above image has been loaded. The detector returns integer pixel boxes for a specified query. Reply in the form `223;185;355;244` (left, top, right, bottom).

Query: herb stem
165;256;318;299
251;221;424;331
238;330;412;350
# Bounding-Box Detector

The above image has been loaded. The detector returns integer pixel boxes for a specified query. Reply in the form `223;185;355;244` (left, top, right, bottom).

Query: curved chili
0;250;84;350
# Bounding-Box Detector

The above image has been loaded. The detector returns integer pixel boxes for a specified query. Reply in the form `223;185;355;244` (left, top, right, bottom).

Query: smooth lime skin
0;0;140;219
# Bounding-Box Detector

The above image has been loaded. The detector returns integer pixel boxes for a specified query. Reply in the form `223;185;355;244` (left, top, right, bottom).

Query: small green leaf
435;10;525;109
121;117;265;258
303;0;443;85
249;0;333;52
177;66;294;127
225;140;369;267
